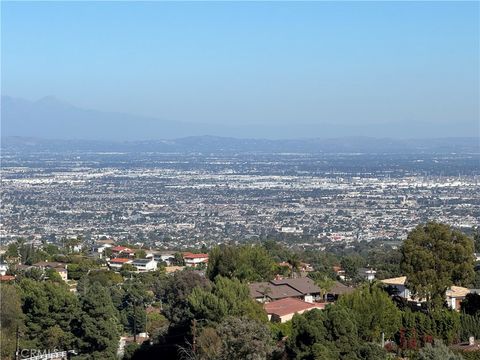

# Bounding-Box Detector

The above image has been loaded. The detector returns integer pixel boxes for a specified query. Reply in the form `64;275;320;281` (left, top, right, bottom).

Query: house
109;258;133;270
0;262;9;276
183;253;209;267
96;238;116;246
381;276;430;304
132;258;157;272
249;277;321;303
264;297;325;323
446;286;471;311
32;261;68;281
91;243;113;258
324;281;356;302
358;268;377;282
380;276;411;299
333;266;346;281
146;251;175;265
111;246;135;257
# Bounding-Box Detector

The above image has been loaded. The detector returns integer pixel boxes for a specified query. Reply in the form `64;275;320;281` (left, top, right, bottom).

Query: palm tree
287;254;301;278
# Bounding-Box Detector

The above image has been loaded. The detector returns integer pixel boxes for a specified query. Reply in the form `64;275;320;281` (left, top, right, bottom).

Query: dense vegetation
0;222;479;359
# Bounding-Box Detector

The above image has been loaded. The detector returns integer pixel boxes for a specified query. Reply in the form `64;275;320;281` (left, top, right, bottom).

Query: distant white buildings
280;226;303;234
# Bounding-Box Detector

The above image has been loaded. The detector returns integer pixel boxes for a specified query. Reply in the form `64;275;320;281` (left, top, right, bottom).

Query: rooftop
264;297;325;317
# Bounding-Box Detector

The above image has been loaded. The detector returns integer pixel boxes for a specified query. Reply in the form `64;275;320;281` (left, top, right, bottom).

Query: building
183;253;209;267
264;298;325;323
32;261;68;281
358;268;377;282
446;286;471;311
381;276;411;299
91;243;113;258
0;262;9;276
146;251;175;265
111;246;135;257
109;258;133;270
324;281;356;302
132;258;157;272
249;277;321;303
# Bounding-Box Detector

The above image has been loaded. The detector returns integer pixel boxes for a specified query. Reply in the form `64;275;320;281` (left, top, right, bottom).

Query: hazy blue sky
2;1;479;134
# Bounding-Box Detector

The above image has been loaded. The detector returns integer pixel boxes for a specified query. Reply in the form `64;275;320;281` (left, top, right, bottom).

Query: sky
1;1;479;137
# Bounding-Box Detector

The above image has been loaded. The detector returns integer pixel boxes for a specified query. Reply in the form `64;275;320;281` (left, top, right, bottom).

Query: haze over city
2;1;479;139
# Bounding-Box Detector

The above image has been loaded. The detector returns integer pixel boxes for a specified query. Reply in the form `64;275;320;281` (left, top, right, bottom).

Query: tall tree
19;279;80;350
400;222;475;306
75;282;120;359
336;283;401;342
206;245;276;282
0;284;24;360
215;317;275;360
188;276;267;324
157;270;210;328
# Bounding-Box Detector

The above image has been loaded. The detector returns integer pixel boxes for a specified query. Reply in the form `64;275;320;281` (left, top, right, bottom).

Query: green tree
215;316;275;360
340;255;363;283
418;340;463;360
287;253;302;278
400;222;475;306
322;306;360;359
336;283;401;342
188;276;267;324
75;282;120;359
461;293;480;316
473;226;480;253
287;309;329;359
206;245;276;282
459;313;480;342
19;279;80;350
287;306;365;360
0;284;24;360
158;270;210;328
134;249;147;259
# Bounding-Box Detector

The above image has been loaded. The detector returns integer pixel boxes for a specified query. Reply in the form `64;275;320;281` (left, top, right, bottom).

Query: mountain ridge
2;95;477;140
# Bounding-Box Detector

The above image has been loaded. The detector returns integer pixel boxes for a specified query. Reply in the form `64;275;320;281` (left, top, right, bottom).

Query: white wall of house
185;257;208;267
133;260;157;272
303;295;314;303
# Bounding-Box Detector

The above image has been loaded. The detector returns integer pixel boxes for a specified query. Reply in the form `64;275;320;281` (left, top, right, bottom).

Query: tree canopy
400;222;475;306
206;244;277;282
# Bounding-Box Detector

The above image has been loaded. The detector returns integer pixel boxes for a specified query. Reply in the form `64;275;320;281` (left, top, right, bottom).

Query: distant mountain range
2;95;478;140
2;135;479;154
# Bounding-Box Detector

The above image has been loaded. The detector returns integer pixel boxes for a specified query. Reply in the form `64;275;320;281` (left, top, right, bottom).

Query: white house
109;258;133;270
146;251;175;265
132;259;157;272
183;253;209;267
446;286;471;311
359;268;377;282
381;276;412;299
91;243;113;258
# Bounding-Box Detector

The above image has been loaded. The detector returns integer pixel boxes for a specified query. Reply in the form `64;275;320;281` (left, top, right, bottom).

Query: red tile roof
183;252;209;259
111;246;134;253
264;298;325;317
110;258;132;264
0;275;16;282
